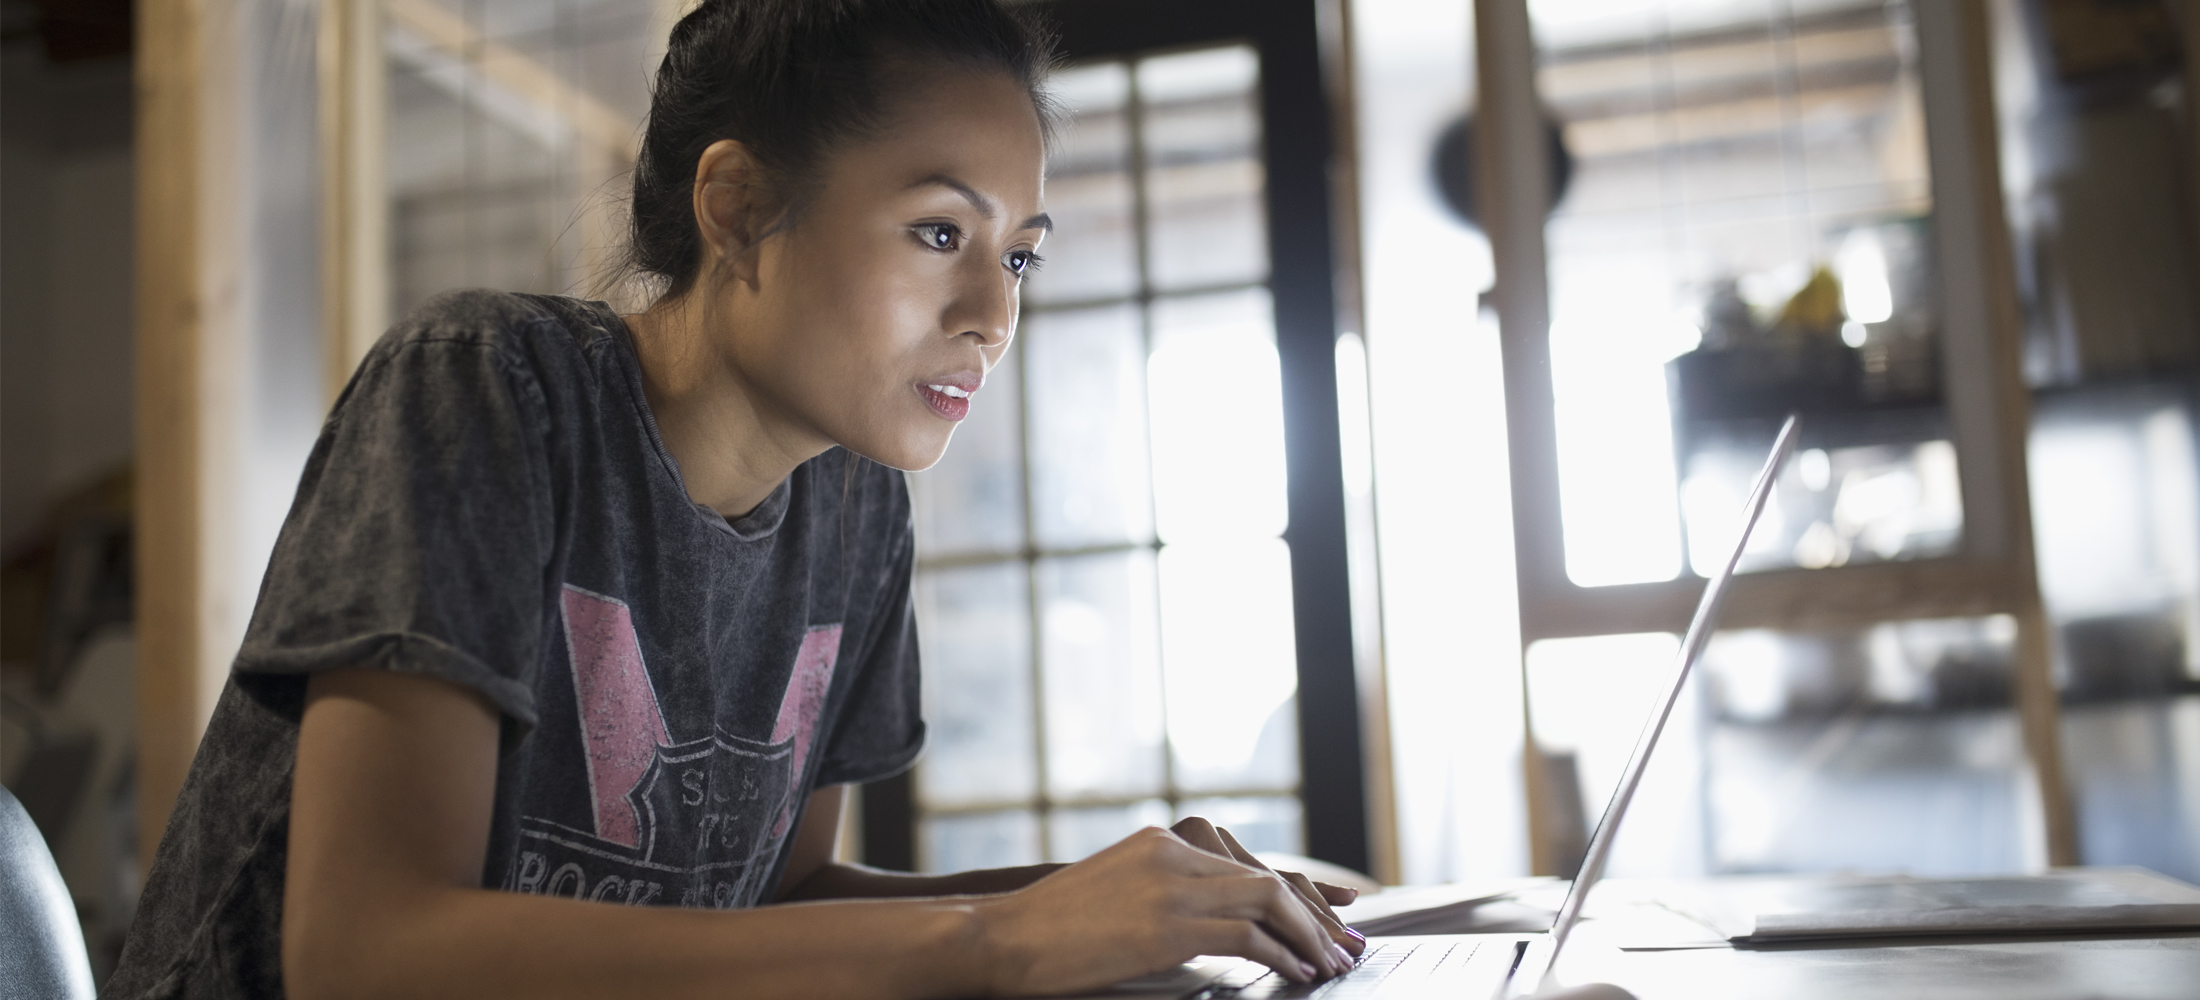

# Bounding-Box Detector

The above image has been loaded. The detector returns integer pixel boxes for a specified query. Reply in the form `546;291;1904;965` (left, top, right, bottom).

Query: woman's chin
843;428;956;474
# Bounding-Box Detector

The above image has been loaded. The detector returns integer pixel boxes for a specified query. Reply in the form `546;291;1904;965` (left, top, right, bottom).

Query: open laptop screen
1519;414;1802;992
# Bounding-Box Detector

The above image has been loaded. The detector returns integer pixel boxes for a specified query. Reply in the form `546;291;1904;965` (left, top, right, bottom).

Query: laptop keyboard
1190;942;1481;998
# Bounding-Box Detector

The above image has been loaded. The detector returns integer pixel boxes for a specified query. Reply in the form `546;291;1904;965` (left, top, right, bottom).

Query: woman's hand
1168;816;1366;958
971;822;1358;997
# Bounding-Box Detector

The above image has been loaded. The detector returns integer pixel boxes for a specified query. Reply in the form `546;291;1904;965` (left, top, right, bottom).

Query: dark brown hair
624;0;1057;300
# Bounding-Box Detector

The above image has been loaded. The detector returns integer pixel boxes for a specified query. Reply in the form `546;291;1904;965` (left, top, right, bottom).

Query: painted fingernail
1298;961;1319;981
1346;927;1367;945
1331;942;1353;970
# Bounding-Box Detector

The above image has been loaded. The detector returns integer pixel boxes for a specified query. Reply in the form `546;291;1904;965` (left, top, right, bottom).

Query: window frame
863;0;1373;876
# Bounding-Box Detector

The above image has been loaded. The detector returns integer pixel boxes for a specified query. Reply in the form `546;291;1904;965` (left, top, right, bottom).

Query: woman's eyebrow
909;173;1050;232
910;173;999;219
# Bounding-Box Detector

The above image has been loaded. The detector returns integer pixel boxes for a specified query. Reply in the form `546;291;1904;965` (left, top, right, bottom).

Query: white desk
1549;929;2200;1000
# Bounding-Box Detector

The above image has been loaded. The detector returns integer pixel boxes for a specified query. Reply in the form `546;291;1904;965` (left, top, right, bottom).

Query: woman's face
719;67;1048;472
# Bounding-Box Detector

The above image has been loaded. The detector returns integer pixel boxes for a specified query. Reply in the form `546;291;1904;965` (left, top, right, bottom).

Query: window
1476;0;2089;875
1529;0;1958;587
382;0;654;322
907;46;1310;869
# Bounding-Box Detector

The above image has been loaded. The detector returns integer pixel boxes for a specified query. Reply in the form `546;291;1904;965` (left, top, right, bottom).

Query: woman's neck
622;294;829;520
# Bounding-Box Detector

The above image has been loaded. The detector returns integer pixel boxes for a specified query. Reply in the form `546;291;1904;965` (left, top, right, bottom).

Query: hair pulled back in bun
625;0;1057;300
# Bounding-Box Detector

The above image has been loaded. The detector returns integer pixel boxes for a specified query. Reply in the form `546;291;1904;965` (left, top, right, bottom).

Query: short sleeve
814;502;925;787
231;322;557;732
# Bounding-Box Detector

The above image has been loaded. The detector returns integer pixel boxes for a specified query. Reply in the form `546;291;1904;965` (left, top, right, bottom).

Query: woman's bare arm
284;669;1355;1000
772;788;1362;954
773;786;1064;902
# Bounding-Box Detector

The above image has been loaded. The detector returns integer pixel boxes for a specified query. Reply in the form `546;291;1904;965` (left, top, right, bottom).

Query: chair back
0;784;95;1000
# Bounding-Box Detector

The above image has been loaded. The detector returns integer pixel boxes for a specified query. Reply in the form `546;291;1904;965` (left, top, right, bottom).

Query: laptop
1071;414;1804;1000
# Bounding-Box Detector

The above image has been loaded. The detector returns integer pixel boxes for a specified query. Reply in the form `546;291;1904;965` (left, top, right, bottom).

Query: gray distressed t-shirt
109;291;925;999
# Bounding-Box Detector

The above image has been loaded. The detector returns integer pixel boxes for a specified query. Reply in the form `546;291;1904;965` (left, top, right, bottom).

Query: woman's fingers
1199;873;1353;977
1142;828;1259;879
1278;870;1367;955
1181;919;1319;984
1213;826;1367;956
1170;816;1232;858
1314;881;1360;907
1142;825;1354;973
1281;869;1339;920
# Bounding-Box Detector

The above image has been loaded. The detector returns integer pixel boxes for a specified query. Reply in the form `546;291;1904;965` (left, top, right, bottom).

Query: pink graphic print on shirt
561;585;672;848
771;624;843;837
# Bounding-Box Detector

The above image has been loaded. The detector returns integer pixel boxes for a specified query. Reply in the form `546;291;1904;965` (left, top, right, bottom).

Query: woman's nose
950;260;1017;348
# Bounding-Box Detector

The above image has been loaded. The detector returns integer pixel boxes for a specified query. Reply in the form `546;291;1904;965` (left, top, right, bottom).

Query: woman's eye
1003;249;1044;276
915;224;961;251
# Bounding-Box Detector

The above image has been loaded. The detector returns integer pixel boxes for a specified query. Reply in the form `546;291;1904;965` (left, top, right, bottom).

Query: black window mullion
1258;12;1368;879
1040;0;1370;876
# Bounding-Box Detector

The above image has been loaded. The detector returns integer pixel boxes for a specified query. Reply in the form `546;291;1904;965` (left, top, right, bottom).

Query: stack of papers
1343;878;1558;936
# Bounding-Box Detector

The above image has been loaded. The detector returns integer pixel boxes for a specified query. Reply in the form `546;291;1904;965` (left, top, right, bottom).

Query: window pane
1700;619;2030;875
387;61;565;315
1024;304;1154;549
1028;62;1137;305
1148;289;1289;543
1525;632;1698;878
384;0;652;319
910;348;1026;559
1160;539;1300;793
1139;47;1267;292
914;563;1036;808
1528;1;1949;587
1047;800;1171;863
1177;795;1304;856
910;42;1307;861
921;810;1042;874
1528;621;2036;878
1039;550;1166;800
2033;395;2200;882
1682;435;1963;575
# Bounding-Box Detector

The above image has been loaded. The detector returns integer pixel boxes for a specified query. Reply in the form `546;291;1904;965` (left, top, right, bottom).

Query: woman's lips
918;381;974;421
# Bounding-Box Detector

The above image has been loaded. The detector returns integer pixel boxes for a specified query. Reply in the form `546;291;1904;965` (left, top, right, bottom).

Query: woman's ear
691;139;781;288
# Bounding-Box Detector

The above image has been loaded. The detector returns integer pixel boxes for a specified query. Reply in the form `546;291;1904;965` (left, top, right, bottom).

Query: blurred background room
2;0;2196;987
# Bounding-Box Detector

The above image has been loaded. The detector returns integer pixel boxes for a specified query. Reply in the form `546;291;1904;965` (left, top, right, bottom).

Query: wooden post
133;0;203;873
133;0;247;871
1471;0;1565;876
320;0;389;400
1320;0;1402;888
1914;0;2079;867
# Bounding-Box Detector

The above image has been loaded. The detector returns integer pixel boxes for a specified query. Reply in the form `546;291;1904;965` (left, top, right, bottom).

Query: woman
108;1;1365;998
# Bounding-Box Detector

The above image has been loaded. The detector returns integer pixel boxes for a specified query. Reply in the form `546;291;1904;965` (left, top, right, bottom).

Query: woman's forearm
286;672;1005;1000
288;882;995;1000
781;860;1067;901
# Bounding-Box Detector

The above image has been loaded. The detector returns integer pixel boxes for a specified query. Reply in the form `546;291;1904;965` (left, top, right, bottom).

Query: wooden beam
320;0;390;398
1520;558;2026;643
1473;0;1566;877
133;0;251;872
133;0;204;874
1321;0;1402;888
1914;0;2078;867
